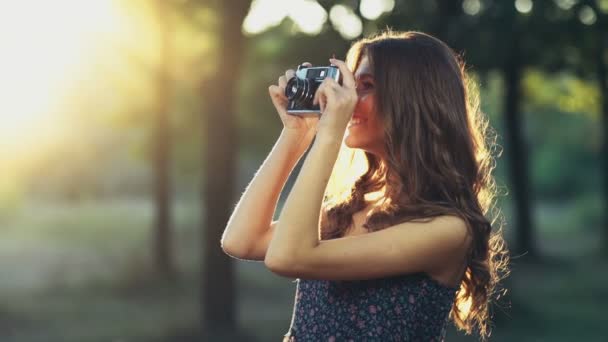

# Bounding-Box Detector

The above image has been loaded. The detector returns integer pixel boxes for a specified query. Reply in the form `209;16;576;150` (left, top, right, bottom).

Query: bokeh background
0;0;606;341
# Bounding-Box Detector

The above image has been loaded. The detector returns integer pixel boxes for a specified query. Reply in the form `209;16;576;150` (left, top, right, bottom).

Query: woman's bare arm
220;128;314;260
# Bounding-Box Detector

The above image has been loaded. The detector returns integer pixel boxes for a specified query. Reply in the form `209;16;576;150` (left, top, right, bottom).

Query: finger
329;58;355;89
268;84;280;96
323;77;340;90
315;83;326;112
313;78;332;104
278;75;287;89
319;93;326;113
320;77;339;99
301;62;312;68
285;69;295;82
269;85;287;104
313;80;324;105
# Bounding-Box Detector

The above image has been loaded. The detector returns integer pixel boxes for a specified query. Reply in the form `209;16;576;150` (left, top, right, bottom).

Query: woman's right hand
268;63;320;137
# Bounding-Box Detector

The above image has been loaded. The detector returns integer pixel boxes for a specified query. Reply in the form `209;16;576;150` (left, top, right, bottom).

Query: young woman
222;30;510;342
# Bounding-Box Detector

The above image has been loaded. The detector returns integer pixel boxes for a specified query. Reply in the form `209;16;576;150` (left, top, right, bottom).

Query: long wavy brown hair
318;30;510;341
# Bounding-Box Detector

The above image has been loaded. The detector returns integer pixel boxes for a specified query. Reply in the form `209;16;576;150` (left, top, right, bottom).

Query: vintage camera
285;64;341;114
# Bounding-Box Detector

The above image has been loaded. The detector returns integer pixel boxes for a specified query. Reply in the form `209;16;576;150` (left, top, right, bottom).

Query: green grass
0;197;202;341
0;197;606;341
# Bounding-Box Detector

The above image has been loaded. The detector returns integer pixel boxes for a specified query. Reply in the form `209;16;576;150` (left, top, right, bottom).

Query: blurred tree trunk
153;0;174;278
503;34;536;258
200;0;251;338
596;26;608;256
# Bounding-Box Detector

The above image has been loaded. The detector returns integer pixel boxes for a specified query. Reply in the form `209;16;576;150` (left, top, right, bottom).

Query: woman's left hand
312;58;358;142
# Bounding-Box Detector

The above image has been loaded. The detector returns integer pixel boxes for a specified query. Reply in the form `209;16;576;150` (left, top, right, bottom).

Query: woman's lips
351;112;367;120
348;116;367;127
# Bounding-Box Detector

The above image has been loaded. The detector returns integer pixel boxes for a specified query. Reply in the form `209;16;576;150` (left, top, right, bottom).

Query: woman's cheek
357;94;375;115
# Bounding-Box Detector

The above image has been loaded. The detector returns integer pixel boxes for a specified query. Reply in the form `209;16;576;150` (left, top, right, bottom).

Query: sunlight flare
0;0;125;151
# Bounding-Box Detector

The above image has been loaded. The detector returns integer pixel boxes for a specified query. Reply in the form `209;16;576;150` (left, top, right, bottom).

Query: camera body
285;64;341;114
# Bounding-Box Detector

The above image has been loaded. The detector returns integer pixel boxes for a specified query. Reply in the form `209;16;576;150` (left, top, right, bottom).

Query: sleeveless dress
282;272;459;341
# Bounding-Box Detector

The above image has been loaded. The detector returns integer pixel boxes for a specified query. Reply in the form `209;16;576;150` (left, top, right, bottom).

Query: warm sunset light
0;0;604;340
0;0;125;152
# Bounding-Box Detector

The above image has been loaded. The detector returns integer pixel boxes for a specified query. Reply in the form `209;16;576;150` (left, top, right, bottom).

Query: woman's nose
355;93;364;106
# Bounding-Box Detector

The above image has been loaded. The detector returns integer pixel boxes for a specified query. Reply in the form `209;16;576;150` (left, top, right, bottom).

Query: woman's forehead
355;55;373;77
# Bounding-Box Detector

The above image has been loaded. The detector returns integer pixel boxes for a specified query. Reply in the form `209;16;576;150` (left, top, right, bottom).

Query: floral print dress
282;272;459;341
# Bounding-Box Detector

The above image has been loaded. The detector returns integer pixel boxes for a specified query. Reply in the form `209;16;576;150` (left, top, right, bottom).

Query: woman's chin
344;135;363;149
345;136;382;156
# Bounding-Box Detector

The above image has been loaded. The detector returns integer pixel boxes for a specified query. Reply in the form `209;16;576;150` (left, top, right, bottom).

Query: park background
0;0;607;341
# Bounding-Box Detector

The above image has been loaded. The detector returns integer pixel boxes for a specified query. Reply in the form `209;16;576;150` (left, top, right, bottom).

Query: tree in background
597;6;608;257
200;0;252;338
497;1;537;259
583;0;608;256
153;0;175;278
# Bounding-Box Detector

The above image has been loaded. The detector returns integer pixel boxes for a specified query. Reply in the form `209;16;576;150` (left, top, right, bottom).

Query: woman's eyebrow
355;72;374;79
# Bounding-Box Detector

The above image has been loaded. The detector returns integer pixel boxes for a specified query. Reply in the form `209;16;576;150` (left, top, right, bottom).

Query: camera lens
285;77;313;107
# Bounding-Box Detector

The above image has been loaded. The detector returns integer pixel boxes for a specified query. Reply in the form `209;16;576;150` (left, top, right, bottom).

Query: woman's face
344;54;385;158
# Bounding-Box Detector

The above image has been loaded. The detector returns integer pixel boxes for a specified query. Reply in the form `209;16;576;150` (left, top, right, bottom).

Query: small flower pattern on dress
283;272;459;341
